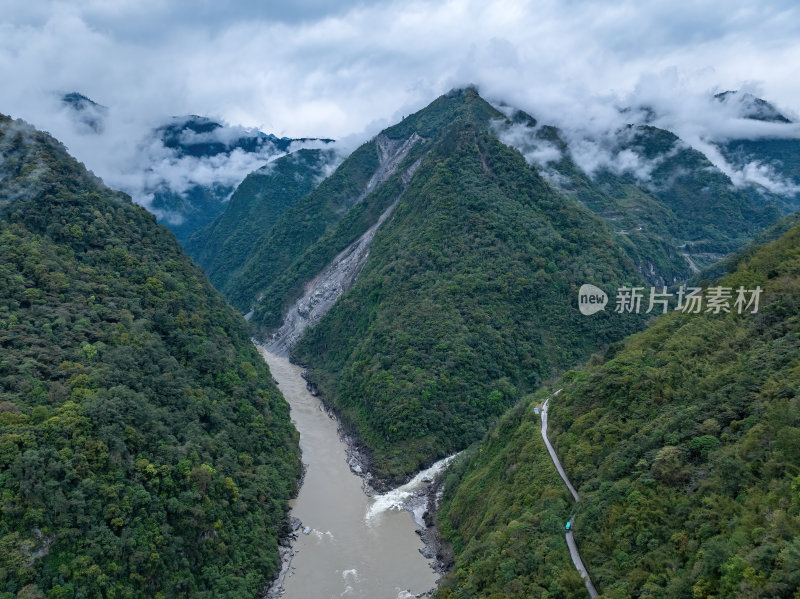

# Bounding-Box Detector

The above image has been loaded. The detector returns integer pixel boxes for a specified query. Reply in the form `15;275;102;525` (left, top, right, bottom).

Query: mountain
216;119;411;317
61;92;107;134
58;93;334;244
718;136;800;213
184;148;340;293
609;90;799;214
0;114;300;597
195;87;789;483
435;217;800;598
496;115;782;278
216;88;648;483
156;115;299;157
224;90;785;331
146;115;332;244
708;91;800;214
714;90;792;123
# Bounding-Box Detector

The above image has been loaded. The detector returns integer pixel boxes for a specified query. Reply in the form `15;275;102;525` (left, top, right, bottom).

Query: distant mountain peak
714;90;792;123
61;91;105;110
60;91;108;133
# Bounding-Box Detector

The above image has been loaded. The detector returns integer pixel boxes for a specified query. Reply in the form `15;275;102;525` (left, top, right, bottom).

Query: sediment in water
258;347;448;599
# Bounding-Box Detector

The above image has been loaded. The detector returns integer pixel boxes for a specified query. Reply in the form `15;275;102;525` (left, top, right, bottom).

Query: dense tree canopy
0;114;300;598
436;218;800;598
185;148;337;292
201;89;783;486
292;91;647;482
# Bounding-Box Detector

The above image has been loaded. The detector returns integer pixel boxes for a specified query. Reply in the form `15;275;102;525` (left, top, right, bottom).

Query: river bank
311;375;458;577
257;347;451;599
296;354;458;575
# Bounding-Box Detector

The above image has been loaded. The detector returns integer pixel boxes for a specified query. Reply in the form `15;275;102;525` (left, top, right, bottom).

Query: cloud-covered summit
51;91;338;241
714;90;792;123
2;0;799;227
492;82;800;207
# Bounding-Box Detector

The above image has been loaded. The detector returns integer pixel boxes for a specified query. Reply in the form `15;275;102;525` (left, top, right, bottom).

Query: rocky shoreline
416;478;456;577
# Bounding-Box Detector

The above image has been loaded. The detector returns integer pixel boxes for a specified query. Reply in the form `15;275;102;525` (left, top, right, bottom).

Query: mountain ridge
0;112;301;598
191;87;794;484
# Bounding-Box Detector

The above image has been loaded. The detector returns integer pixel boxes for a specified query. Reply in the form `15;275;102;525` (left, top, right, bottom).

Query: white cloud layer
2;0;800;203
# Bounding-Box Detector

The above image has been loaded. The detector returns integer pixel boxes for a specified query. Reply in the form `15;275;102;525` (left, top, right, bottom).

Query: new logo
578;284;608;315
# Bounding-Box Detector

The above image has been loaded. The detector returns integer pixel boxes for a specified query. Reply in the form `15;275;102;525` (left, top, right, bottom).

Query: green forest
3;81;797;599
185;148;337;293
0;114;301;598
292;90;648;482
435;219;800;598
514;119;781;281
221;136;381;317
190;89;785;488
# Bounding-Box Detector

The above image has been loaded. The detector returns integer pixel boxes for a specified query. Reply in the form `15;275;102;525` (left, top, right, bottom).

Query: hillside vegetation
186;89;788;492
0;114;300;598
185;148;336;293
436;219;800;598
503;120;781;280
292;90;647;482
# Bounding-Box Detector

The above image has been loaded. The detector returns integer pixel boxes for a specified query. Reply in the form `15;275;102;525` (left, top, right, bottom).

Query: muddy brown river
259;348;443;599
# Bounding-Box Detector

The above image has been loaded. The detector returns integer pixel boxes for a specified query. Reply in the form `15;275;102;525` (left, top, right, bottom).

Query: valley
2;81;799;599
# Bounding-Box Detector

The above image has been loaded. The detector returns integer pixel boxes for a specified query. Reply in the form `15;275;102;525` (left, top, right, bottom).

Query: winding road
541;392;599;598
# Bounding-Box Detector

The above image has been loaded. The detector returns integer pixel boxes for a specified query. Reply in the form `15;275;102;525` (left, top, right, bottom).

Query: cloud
46;101;335;222
493;112;685;187
492;120;563;169
2;0;800;206
729;160;800;195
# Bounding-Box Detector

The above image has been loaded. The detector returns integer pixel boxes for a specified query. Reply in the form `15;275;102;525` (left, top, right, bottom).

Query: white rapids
366;455;459;525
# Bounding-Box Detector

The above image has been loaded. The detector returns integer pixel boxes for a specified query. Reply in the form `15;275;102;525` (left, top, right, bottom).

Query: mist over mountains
2;2;800;597
2;76;800;597
49;84;800;251
176;87;795;486
56;92;335;241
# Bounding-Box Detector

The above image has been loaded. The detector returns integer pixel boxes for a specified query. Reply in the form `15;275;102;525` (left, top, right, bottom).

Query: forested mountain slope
709;93;800;213
184;148;337;293
436;219;800;598
719;137;800;212
290;89;648;482
191;89;790;489
147;115;327;243
498;117;782;279
0;114;300;598
211;89;783;335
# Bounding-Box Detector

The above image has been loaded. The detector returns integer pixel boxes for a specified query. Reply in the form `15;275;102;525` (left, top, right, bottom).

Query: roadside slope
436;221;800;598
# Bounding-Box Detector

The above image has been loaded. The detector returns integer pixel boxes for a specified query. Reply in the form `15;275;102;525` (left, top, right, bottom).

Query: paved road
541;394;579;503
541;393;599;599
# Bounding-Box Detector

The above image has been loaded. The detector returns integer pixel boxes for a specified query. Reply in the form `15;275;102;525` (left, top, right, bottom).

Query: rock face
264;137;423;356
367;133;423;198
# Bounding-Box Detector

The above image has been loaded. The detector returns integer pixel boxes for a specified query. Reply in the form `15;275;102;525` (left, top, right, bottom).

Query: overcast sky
3;0;800;138
2;0;800;208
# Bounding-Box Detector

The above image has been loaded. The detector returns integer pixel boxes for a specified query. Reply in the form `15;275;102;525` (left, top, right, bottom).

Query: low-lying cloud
730;160;800;196
490;74;800;198
2;0;800;210
493;115;685;189
41;96;339;223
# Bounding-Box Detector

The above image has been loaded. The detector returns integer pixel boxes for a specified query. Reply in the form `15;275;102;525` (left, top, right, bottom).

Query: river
259;348;447;599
